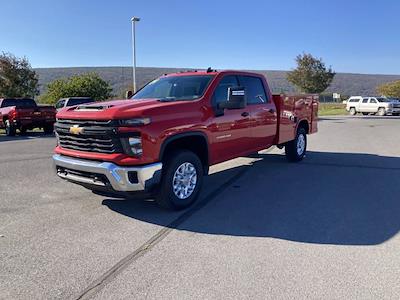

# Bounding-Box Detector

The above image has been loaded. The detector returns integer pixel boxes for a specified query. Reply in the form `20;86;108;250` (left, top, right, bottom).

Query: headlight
119;118;151;126
128;137;142;156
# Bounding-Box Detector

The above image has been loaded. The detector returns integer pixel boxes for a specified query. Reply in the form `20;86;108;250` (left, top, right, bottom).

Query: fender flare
159;131;210;165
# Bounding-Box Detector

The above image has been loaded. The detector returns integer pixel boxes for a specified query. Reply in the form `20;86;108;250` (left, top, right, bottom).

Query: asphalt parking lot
1;115;400;300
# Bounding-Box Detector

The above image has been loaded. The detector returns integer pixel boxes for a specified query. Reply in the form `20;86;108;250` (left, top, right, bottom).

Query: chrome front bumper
53;154;162;192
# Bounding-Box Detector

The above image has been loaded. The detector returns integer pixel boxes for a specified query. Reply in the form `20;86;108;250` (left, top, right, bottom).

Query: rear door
359;97;370;112
238;75;277;149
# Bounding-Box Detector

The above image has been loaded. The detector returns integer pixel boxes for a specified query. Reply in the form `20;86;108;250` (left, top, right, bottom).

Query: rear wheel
155;150;203;210
285;127;307;162
19;126;27;135
5;120;16;136
377;107;386;116
43;124;54;134
349;107;357;115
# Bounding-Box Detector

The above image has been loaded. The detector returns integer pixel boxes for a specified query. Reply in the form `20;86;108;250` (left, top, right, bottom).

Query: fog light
128;137;142;156
128;171;138;183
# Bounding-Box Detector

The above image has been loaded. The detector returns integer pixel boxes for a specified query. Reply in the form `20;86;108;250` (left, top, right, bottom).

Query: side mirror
218;87;246;110
126;90;133;99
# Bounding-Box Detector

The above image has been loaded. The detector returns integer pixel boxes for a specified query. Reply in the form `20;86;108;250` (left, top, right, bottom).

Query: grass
318;103;347;116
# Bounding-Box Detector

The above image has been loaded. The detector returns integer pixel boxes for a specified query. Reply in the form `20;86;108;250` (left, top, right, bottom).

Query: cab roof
163;69;262;77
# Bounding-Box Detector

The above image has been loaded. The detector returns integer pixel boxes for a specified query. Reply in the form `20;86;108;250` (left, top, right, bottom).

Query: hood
56;98;183;120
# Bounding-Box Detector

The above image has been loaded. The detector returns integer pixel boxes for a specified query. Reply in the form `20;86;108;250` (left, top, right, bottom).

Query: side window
362;98;369;103
56;100;66;109
212;75;239;105
238;76;268;105
370;99;377;104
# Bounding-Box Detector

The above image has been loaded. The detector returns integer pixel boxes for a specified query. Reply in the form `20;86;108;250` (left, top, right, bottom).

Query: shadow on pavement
102;151;400;246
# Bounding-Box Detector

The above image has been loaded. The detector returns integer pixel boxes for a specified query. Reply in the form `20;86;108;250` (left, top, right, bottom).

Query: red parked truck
0;98;56;136
53;70;318;209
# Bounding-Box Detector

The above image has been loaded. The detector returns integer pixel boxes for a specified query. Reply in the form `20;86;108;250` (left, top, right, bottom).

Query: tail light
11;110;18;119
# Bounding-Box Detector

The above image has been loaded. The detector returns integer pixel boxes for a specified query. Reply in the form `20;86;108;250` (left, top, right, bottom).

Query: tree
287;53;335;94
40;73;113;104
376;80;400;98
0;52;39;98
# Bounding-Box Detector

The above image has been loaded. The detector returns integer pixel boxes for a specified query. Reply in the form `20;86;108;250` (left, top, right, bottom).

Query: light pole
131;16;140;94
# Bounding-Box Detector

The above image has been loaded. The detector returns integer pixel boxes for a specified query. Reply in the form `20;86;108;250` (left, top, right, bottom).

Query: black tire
377;107;386;116
155;150;203;210
5;120;16;136
285;127;307;162
362;112;369;116
43;124;54;134
349;107;357;115
19;126;27;135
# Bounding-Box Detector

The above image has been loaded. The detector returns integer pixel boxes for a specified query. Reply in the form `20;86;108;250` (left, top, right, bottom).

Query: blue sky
2;0;399;74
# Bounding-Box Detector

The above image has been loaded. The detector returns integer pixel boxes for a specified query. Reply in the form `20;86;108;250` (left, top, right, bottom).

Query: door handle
241;112;250;117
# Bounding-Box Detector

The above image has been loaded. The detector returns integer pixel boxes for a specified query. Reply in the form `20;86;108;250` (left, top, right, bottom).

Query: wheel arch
159;132;210;174
296;119;310;134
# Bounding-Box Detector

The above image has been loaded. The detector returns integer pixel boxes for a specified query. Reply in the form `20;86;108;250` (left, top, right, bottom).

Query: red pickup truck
53;70;318;209
0;98;56;136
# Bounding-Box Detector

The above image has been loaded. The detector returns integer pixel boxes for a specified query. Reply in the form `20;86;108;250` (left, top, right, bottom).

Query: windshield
1;98;37;108
132;75;214;101
67;98;94;106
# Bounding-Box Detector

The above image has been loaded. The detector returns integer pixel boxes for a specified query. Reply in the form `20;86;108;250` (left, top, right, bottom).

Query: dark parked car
55;97;94;111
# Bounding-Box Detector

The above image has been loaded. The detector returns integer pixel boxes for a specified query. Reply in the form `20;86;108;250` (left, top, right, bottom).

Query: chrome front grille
55;119;123;154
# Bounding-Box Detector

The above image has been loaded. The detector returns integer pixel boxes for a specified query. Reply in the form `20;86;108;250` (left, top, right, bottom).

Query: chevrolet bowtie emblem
69;125;84;135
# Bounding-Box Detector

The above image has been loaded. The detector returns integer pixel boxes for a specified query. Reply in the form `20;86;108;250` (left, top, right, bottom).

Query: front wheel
285;127;307;162
349;107;357;115
377;107;386;116
155;150;204;210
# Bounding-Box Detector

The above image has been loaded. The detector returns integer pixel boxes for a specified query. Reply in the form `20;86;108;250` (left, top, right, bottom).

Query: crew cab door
238;75;277;148
209;75;254;162
369;98;379;112
359;97;370;112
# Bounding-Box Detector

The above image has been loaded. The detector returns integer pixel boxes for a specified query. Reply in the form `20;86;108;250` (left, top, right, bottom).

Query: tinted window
238;76;268;104
212;75;239;105
1;99;37;108
362;99;369;103
56;100;66;109
68;98;93;106
349;98;360;102
377;97;388;102
132;75;213;101
370;99;377;103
